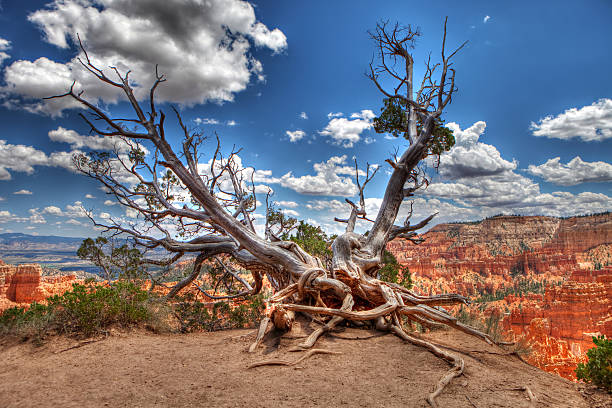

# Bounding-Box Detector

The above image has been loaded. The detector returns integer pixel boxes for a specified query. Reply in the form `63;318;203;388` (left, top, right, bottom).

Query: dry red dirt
1;323;608;408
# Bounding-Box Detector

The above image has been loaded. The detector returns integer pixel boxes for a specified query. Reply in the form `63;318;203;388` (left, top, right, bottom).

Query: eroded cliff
0;263;78;313
388;213;612;380
503;267;612;379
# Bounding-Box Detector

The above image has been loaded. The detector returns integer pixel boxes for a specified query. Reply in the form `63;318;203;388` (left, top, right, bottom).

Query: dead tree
48;19;495;407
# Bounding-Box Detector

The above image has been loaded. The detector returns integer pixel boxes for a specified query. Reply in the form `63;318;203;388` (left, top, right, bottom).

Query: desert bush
378;250;412;289
455;306;482;328
455;307;506;343
0;282;164;340
77;237;147;281
0;302;53;343
576;335;612;392
1;280;268;341
173;293;265;333
48;282;153;336
483;313;504;343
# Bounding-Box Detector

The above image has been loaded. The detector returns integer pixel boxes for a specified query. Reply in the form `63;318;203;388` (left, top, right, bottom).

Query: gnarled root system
248;270;498;407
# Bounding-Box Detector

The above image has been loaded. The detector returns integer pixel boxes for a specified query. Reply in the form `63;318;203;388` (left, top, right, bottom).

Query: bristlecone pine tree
48;18;498;407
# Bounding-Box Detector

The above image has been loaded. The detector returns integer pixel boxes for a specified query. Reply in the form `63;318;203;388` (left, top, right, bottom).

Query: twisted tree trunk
48;18;498;407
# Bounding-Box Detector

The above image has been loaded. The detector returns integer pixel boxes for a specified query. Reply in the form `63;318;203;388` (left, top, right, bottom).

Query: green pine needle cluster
576;335;612;392
372;98;455;157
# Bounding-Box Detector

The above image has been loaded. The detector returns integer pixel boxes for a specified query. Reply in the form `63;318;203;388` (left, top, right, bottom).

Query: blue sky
0;0;611;238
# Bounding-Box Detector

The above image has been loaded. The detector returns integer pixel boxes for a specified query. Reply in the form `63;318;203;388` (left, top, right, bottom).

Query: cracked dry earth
1;322;608;407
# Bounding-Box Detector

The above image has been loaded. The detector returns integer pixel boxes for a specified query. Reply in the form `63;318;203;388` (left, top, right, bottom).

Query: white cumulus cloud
0;140;51;180
530;99;612;142
2;0;287;115
42;206;63;216
527;156;612;185
286;129;306;142
41;202;88;218
48;126;128;151
319;110;375;148
0;37;11;66
28;208;46;224
439;121;517;179
66;218;84;226
282;209;299;217
278;155;358;196
422;120;612;217
274;200;299;208
0;134;140;180
194;118;220;125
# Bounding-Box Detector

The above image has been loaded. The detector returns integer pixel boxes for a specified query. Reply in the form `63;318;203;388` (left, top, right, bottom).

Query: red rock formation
0;264;17;312
6;264;44;303
387;214;611;297
0;263;79;313
387;213;612;380
516;318;581;379
502;267;612;379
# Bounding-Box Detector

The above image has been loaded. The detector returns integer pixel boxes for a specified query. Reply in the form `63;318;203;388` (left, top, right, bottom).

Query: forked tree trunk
49;18;496;407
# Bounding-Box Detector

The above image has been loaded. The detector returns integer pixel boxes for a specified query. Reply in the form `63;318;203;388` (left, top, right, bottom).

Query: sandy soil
0;321;608;407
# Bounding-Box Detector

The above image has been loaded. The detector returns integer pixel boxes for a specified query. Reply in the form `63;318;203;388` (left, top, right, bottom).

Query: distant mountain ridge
0;233;168;273
0;233;84;250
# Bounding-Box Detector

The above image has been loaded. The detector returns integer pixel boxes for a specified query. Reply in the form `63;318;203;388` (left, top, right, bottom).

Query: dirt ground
1;320;609;408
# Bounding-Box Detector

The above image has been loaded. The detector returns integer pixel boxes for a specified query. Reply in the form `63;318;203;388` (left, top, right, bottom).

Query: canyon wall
387;213;612;380
0;263;77;313
387;214;612;297
502;267;612;379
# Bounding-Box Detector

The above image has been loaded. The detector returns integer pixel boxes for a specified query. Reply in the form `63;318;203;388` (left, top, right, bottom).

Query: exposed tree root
524;386;538;407
227;331;256;341
388;324;465;407
509;350;530;364
248;316;271;353
248;276;497;406
465;395;480;408
433;342;514;357
295;294;354;350
54;338;105;354
247;349;341;369
399;305;494;345
329;332;388;341
508;386;538;407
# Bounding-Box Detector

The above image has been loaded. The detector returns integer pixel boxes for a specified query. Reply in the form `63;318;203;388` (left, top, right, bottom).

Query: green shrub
483;313;504;343
1;281;266;341
576;335;612;392
48;282;152;336
227;294;265;327
378;250;412;289
0;302;53;343
0;282;159;340
455;307;507;344
77;237;147;281
173;293;265;333
173;295;222;333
